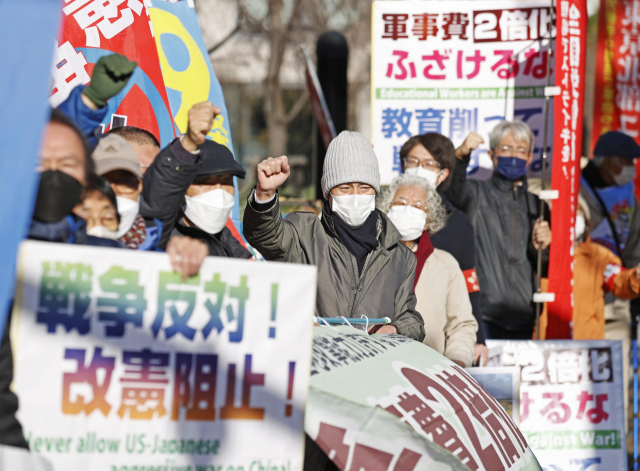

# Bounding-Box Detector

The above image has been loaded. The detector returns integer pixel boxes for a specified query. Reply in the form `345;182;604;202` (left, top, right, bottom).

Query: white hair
378;174;447;234
489;120;534;152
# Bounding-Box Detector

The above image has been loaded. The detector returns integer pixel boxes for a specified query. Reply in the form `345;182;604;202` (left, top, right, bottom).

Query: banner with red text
11;241;316;471
307;327;541;471
547;0;588;337
51;0;177;147
593;0;640;197
487;340;627;471
371;0;555;184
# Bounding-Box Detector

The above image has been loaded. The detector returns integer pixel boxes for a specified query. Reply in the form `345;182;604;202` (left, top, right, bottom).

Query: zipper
510;185;517;309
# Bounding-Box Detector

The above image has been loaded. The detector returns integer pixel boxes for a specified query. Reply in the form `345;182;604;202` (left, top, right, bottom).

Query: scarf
118;213;147;249
325;203;379;274
413;230;434;289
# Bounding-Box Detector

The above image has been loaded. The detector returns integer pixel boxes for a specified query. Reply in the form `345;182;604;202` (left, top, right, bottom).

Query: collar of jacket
491;171;528;195
320;202;402;249
438;190;455;213
29;214;86;244
582;161;609;188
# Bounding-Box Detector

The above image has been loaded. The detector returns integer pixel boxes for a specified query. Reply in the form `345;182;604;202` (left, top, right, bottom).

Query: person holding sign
445;121;551;340
243;131;425;341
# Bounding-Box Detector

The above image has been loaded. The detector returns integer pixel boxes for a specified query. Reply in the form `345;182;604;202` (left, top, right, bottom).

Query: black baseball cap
196;140;246;179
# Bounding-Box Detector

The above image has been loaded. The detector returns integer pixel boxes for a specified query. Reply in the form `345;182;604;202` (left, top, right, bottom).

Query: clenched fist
182;102;220;152
455;132;485;159
256;156;290;201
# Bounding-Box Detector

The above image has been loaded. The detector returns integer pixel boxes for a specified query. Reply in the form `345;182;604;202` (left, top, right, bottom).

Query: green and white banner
11;241;317;471
308;327;541;471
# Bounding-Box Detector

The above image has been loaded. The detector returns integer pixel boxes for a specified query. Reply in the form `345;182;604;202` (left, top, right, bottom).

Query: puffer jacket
444;155;549;331
243;193;425;342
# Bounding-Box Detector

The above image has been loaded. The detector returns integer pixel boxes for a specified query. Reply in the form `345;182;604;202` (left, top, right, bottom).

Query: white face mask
116;196;140;238
575;214;586;241
405;166;443;188
387;205;428;241
184;188;235;235
87;225;119;240
330;194;376;227
613;164;636;186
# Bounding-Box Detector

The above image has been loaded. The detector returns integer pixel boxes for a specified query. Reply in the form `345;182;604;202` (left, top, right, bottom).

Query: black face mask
32;170;83;223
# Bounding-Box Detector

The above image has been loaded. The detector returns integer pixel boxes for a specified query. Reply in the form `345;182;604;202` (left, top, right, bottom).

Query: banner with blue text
11;241;316;471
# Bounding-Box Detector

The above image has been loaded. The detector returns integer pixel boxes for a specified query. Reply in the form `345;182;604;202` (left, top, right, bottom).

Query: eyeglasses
390;197;428;213
402;156;442;171
495;145;530;157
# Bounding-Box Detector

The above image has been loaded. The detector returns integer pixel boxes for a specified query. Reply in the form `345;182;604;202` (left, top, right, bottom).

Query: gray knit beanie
321;131;381;200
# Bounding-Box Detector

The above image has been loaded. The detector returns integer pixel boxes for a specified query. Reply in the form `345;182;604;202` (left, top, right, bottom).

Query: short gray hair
378;174;447;234
489;120;534;152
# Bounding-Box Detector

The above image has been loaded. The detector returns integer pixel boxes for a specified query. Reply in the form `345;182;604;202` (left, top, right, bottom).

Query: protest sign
11;241;316;471
487;340;627;471
371;0;555;184
308;326;541;471
148;0;243;230
546;0;587;337
51;0;176;147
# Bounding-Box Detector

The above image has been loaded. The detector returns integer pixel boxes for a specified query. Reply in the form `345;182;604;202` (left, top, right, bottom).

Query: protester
73;174;120;239
399;133;488;365
92;134;163;250
572;195;640;339
110;126;161;174
380;174;477;366
243;131;425;341
138;102;249;258
159;139;251;259
445;121;551;340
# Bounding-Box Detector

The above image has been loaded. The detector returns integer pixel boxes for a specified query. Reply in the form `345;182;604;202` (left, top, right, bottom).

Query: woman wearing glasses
445;120;552;340
399;133;489;366
379;174;478;367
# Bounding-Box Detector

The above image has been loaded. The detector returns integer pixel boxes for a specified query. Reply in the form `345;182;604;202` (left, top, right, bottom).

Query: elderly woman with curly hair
380;174;478;366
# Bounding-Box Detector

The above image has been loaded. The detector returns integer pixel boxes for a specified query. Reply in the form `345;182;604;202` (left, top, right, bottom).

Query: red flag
50;0;176;146
547;0;588;338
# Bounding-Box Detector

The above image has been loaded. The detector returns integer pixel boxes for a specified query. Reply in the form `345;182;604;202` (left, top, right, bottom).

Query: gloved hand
82;53;138;108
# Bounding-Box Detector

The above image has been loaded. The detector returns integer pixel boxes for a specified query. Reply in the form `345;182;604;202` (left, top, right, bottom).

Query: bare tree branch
207;22;241;54
282;89;309;125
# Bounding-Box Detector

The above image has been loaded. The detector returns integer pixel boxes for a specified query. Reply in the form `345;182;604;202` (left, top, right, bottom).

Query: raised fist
83;53;137;108
256;156;290;201
455;132;485;159
182;102;220;151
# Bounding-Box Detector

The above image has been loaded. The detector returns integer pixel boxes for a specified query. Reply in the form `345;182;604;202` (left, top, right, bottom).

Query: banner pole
535;0;555;341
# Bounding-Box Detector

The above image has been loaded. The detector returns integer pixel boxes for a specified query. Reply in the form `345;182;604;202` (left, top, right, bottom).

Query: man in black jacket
399;133;488;365
445;121;551;340
140;102;250;259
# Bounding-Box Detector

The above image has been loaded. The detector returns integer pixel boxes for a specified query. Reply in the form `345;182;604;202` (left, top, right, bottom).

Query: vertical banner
547;0;587;338
488;340;627;471
148;0;242;229
0;0;61;338
51;0;177;147
593;0;640;197
12;241;316;470
371;0;554;185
